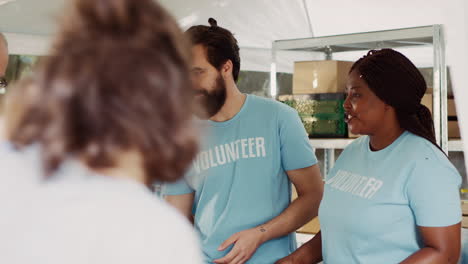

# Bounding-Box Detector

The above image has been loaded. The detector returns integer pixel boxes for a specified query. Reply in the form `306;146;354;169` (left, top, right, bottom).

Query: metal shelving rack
270;25;458;176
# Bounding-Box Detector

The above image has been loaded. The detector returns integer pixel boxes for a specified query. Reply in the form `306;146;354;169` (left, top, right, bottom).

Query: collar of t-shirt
363;131;408;160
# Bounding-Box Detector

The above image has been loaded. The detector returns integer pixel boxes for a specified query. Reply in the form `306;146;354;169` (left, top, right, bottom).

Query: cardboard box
449;121;460;139
298;217;320;234
461;200;468;215
293;60;353;94
463;216;468;228
292;186;320;234
422;94;459;138
448;98;457;117
460;201;468;228
421;94;457;116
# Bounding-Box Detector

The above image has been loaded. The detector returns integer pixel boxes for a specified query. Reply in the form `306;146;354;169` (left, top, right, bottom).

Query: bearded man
164;18;324;264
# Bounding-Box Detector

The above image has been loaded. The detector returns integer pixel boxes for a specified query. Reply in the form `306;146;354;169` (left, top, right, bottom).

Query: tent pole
301;0;315;37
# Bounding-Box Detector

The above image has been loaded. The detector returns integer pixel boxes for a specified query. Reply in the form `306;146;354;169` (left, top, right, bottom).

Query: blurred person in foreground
0;32;7;77
0;0;202;263
0;33;8;140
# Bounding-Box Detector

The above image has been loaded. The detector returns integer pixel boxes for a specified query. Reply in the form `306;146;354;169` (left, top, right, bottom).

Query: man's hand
213;227;266;264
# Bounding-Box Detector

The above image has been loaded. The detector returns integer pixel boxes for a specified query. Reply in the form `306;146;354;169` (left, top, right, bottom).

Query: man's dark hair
186;18;240;82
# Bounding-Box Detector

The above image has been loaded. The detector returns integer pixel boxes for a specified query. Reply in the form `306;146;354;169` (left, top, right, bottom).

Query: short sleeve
278;105;318;171
162;177;194;196
407;157;462;227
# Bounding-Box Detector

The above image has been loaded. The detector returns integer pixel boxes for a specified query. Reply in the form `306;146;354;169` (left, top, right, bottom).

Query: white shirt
0;146;202;264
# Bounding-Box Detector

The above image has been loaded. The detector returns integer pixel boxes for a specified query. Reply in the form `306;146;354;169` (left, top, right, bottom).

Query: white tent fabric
0;0;467;161
159;0;465;71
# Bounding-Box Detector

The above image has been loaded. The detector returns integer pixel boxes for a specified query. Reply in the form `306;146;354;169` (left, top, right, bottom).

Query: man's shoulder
247;94;297;115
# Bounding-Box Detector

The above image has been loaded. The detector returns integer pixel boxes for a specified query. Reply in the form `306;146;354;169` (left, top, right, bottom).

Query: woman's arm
275;231;323;264
400;223;461;264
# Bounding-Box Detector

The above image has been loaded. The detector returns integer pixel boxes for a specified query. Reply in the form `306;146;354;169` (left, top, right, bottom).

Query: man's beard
193;74;227;119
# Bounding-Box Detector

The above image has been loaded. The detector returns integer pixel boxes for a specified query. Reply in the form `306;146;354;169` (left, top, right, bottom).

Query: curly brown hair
5;0;198;185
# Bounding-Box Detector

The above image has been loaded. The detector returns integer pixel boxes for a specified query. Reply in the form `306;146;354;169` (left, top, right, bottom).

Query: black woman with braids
277;49;461;264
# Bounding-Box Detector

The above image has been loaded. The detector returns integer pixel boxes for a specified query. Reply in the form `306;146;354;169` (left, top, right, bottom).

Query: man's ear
220;60;233;79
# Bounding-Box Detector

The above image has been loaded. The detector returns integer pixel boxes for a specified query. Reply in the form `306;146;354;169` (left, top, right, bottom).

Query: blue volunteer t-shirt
319;131;461;263
164;94;317;264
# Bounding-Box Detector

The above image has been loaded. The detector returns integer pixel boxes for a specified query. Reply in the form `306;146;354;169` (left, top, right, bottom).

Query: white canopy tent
0;0;467;160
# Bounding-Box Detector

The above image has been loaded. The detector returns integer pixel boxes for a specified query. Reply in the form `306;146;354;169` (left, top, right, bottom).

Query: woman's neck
369;123;404;151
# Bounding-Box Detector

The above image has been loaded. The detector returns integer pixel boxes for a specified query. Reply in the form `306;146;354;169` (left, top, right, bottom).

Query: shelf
273;26;435;53
309;138;355;149
296;232;315;247
448;139;463;152
310;139;463;151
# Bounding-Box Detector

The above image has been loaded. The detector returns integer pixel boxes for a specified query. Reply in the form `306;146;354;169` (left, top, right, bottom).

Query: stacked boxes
462;201;468;228
448;98;460;139
290;60;353;138
293;60;353;94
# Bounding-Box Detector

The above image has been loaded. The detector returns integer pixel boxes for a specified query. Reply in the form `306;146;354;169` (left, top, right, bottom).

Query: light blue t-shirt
319;131;461;263
163;95;318;264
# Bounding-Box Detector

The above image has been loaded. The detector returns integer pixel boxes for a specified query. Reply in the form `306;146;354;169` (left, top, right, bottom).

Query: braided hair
350;49;441;151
